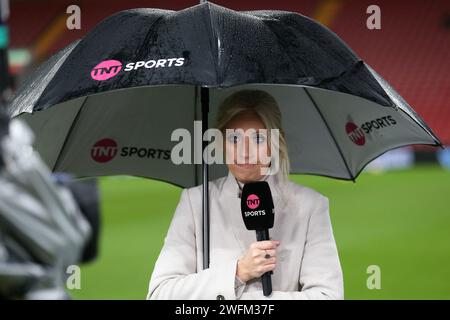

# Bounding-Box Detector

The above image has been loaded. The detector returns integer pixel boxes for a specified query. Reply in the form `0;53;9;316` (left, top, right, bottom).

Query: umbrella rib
303;87;355;182
52;96;89;172
395;104;444;149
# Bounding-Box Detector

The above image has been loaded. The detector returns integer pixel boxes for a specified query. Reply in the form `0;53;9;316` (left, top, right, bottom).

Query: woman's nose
241;137;256;162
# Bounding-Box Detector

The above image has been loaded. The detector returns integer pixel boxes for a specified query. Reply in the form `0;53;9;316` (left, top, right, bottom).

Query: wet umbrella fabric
8;3;443;269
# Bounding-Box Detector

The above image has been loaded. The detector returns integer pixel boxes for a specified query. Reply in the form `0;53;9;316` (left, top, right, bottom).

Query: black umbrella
8;2;443;269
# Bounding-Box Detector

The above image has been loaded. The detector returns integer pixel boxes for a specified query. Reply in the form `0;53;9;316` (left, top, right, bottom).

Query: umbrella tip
435;139;446;150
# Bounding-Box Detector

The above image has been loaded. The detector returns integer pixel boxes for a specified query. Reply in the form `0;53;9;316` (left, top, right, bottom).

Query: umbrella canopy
9;3;442;183
8;2;443;268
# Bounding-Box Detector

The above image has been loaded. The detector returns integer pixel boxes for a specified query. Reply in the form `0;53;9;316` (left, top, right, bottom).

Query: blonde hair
215;89;291;183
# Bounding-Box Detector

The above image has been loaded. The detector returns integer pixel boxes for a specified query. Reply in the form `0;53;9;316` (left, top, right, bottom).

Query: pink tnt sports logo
91;138;118;163
346;122;366;146
246;194;260;210
91;60;122;81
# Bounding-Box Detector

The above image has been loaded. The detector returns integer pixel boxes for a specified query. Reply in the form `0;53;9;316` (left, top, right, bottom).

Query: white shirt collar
235;174;270;198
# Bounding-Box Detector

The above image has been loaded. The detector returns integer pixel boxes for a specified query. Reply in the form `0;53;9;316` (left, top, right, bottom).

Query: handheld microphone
240;181;274;297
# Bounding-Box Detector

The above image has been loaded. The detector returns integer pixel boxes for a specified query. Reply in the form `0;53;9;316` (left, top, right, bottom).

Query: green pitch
70;164;450;300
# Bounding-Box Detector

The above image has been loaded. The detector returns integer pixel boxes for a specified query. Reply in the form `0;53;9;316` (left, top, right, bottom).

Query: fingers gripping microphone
240;181;274;297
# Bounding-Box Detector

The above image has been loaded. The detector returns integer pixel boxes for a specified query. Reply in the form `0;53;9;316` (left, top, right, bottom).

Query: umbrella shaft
201;87;210;270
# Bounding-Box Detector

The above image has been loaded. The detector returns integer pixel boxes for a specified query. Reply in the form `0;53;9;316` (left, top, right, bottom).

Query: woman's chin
230;165;261;182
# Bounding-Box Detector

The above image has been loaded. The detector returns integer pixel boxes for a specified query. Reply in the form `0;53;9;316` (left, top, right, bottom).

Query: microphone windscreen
240;181;274;231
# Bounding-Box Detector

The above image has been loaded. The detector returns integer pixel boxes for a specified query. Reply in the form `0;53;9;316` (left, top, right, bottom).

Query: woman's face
223;110;271;183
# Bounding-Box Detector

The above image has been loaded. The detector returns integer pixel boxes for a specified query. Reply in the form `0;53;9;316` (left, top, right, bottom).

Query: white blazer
147;170;344;300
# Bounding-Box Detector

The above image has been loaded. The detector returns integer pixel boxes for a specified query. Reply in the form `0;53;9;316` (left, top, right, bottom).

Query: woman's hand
236;240;280;283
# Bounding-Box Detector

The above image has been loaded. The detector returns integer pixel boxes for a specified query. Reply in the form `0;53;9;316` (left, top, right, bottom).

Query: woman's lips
236;163;257;169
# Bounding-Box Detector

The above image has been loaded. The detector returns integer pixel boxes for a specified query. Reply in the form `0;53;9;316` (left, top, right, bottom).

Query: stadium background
3;0;450;299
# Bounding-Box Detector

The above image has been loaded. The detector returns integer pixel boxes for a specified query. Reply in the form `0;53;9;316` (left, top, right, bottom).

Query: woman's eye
254;134;266;144
227;134;241;144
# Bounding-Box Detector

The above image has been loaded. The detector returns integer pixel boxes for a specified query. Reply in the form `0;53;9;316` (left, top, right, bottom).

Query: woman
147;89;343;300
